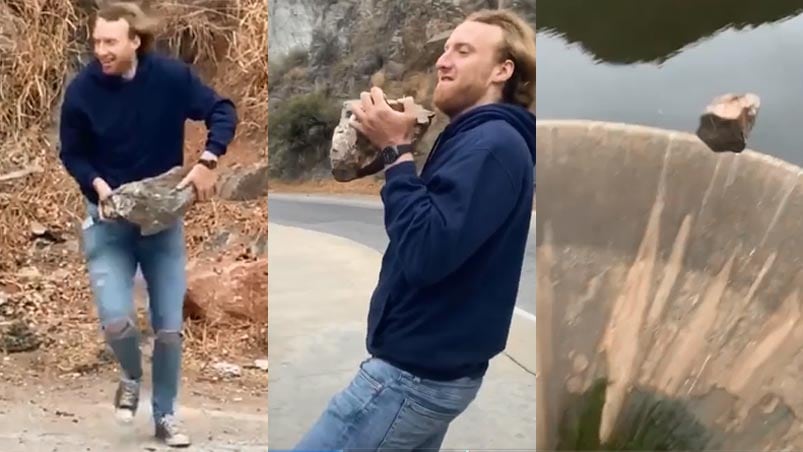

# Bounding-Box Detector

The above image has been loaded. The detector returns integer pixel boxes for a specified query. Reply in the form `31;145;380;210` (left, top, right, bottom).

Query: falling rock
330;96;435;182
99;166;195;235
696;93;760;153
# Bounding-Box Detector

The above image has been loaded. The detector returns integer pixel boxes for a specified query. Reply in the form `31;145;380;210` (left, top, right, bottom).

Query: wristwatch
380;144;415;166
198;157;217;170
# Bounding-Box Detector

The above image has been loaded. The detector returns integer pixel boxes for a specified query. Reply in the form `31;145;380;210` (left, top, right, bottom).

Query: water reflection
538;0;803;164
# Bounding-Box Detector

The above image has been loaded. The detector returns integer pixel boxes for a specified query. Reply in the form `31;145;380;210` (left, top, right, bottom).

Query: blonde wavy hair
94;1;159;56
467;9;536;110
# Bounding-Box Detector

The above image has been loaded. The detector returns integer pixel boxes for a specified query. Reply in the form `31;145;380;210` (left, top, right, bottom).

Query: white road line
514;306;536;323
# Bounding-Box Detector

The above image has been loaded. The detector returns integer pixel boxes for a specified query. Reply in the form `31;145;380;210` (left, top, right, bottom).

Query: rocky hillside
268;0;535;180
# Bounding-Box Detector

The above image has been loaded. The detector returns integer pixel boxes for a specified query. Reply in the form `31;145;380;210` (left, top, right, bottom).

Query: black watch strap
355;144;414;179
198;158;217;170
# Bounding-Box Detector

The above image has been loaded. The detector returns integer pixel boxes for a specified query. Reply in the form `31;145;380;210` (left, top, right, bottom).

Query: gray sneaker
155;414;191;448
113;378;140;423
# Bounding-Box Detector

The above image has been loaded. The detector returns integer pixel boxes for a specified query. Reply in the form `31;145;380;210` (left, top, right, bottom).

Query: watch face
382;147;397;165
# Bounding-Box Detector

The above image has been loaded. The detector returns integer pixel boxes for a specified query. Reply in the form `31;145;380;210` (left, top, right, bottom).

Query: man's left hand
177;158;218;202
350;87;417;151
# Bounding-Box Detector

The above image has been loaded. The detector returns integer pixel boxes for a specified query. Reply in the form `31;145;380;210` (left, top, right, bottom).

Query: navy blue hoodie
367;103;536;381
59;52;237;204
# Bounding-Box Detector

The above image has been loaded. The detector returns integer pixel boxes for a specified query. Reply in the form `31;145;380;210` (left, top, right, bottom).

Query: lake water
537;1;803;165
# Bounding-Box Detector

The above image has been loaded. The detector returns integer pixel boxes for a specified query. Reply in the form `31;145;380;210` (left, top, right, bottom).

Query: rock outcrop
270;0;498;101
269;0;535;179
217;162;269;201
270;0;535;178
184;257;267;324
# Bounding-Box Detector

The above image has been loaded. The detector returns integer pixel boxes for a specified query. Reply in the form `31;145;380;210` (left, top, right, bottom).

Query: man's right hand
93;177;112;201
92;177;112;221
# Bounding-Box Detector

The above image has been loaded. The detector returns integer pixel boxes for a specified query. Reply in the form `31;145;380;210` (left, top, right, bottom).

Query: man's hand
177;160;218;202
93;177;112;201
92;177;113;221
350;87;418;151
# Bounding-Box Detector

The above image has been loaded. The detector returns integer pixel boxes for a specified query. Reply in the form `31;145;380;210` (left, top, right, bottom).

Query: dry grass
149;0;267;137
220;0;268;137
0;0;85;265
0;0;268;372
0;0;81;139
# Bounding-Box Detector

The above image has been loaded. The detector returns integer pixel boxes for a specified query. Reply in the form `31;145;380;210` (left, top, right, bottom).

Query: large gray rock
99;164;268;235
100;166;194;235
329;97;435;182
537;120;803;450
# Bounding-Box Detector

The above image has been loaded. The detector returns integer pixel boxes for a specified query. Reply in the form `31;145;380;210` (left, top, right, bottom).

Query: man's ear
492;59;515;84
132;34;141;51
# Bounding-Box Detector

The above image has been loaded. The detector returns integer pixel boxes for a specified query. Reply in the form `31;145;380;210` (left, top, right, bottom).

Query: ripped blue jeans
81;201;186;422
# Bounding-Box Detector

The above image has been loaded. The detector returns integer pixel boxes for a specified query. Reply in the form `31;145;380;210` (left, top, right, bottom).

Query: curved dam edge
536;118;803;450
536;118;803;175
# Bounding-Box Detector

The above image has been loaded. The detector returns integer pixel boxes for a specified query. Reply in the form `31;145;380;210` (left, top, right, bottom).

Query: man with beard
58;2;237;447
294;8;536;450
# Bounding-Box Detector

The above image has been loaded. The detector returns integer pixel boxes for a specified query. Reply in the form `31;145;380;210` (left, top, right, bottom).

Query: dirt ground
0;345;267;451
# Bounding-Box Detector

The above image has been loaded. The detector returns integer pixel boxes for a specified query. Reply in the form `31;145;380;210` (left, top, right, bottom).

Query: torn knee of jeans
155;330;182;344
103;317;137;339
89;269;111;288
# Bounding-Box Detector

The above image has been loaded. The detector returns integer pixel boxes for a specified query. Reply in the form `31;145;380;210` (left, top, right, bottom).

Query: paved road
268;223;536;448
268;193;536;316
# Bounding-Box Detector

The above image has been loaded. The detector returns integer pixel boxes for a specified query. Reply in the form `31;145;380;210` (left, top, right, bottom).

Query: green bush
269;47;309;88
556;378;712;450
268;91;340;179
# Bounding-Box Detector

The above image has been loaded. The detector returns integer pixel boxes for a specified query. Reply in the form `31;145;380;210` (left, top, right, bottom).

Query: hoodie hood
445;103;536;164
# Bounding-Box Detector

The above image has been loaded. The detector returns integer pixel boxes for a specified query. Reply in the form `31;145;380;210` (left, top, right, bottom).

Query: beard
433;77;488;118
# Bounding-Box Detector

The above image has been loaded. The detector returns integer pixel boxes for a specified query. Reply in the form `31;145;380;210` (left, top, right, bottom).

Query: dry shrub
151;0;236;66
0;0;82;144
0;1;86;271
218;0;268;137
150;0;267;137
